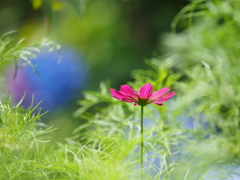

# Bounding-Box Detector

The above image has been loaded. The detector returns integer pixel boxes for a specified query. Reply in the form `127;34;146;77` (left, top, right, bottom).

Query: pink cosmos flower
110;83;175;106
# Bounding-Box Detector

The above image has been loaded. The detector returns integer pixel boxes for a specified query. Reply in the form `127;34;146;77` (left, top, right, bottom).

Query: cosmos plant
110;83;175;179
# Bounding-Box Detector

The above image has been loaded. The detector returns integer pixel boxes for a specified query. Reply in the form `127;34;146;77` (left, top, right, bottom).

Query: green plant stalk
140;105;144;180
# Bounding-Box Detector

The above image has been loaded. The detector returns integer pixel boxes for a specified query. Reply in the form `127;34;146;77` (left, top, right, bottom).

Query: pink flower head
110;83;175;106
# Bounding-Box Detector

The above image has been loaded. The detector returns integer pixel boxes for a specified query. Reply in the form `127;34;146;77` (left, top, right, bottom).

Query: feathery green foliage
1;0;240;179
75;0;240;178
0;31;60;78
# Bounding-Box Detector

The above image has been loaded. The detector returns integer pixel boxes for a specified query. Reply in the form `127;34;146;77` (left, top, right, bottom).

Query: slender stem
140;105;144;180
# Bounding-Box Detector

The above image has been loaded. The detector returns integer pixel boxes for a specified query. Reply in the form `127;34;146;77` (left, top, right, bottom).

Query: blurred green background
0;0;189;140
0;0;188;90
2;0;240;179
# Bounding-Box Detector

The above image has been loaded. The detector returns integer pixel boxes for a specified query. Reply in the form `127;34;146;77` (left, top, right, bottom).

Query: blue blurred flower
6;47;88;112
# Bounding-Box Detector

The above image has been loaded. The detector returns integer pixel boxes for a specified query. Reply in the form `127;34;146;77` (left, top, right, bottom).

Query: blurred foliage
1;0;240;179
0;96;56;179
0;31;60;82
163;0;240;158
0;0;188;90
30;0;85;29
75;0;240;178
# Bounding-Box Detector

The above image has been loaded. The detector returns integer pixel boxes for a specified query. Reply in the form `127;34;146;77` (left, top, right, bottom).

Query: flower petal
120;85;137;95
121;98;135;103
155;102;163;106
154;91;175;104
138;83;153;99
148;87;170;101
110;89;127;100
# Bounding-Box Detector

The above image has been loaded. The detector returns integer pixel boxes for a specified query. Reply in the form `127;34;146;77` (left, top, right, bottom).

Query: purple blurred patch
6;47;88;112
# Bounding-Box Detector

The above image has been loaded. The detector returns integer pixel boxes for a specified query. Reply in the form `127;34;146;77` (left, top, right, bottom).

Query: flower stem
140;105;144;180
